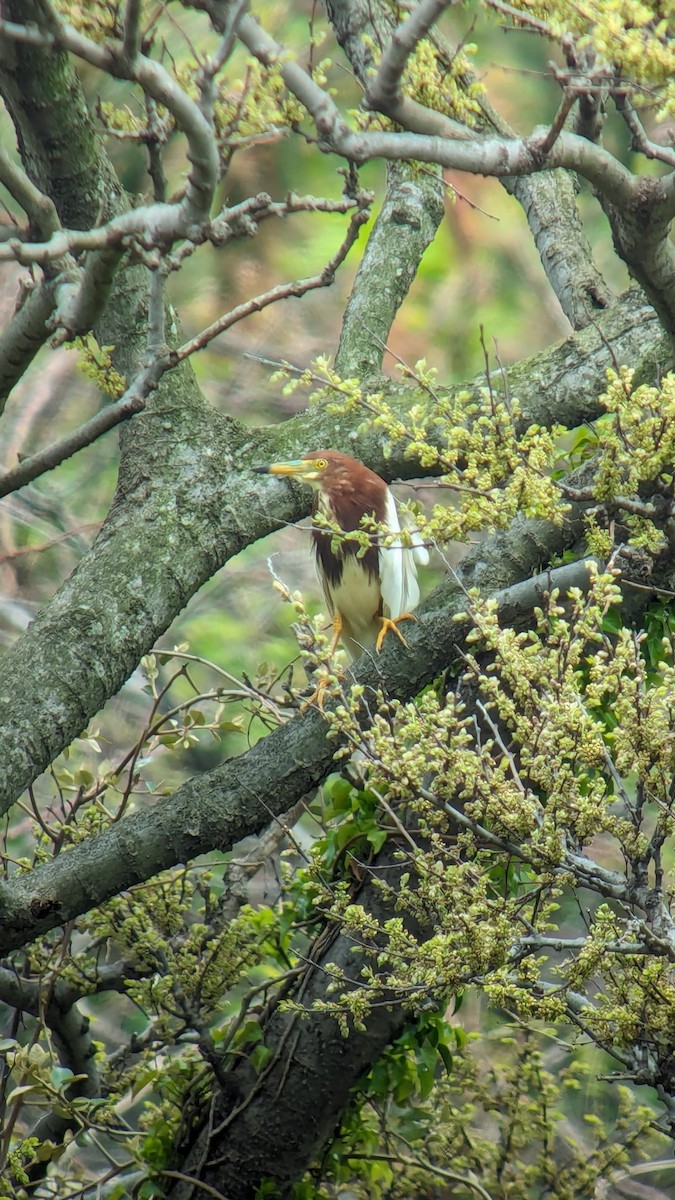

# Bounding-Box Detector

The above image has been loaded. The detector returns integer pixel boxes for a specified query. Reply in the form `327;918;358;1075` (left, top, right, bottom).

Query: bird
253;450;428;661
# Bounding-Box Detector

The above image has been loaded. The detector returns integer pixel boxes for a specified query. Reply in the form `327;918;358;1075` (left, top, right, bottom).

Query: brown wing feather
310;451;386;588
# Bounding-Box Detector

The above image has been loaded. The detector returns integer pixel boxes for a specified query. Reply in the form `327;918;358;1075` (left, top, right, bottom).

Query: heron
254;450;428;660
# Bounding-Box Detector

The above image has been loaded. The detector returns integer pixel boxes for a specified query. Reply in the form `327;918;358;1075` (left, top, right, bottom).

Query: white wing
403;511;430;568
379;490;426;618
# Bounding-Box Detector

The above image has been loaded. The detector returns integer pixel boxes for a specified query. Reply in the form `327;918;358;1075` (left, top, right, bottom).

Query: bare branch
0;146;60;238
0;3;220;223
235;12;639;210
0;367;163;499
200;0;249;84
537;90;577;155
0;192;362;264
172;198;372;365
0;966;100;1171
484;0;554;37
122;0;142;62
617;94;675;169
0;278;57;407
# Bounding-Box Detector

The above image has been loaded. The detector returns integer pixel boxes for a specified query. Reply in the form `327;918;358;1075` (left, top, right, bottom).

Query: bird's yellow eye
314;458;328;470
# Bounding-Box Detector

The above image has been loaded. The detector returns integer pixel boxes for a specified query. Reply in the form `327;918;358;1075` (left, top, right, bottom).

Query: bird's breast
323;554;382;655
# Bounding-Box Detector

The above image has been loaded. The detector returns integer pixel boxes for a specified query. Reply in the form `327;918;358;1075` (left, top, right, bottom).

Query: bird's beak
252;460;307;477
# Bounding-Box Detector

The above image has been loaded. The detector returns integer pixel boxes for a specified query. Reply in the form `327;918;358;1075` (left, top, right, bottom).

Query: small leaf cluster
285;355;675;557
306;564;675;1095
67;333;126;398
397;29;484;127
178;56;306;158
83;870;260;1026
497;0;675;118
585;367;675;552
290;1027;665;1200
56;0;125;42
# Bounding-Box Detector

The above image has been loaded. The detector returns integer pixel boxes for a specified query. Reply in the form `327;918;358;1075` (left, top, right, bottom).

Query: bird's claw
375;613;416;652
300;677;332;712
301;668;345;711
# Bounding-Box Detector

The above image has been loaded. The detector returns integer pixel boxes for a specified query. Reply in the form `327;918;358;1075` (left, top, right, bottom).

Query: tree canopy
1;2;674;1198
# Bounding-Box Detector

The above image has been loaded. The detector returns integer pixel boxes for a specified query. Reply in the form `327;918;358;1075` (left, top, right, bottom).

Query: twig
538;90;577;156
0;522;100;564
0;362;161;499
144;97;168;201
484;0;553;37
616;94;675;169
0;148;61;239
200;0;249;83
158;1169;229;1200
171;201;371;363
346;1151;495;1200
122;0;143;62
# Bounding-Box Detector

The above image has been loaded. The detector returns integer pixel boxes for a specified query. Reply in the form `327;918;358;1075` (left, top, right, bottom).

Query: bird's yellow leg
326;611;343;657
376;613;416;652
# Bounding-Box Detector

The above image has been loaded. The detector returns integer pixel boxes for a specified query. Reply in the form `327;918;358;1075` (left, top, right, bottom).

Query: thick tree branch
506;174;614;329
335;162;445;377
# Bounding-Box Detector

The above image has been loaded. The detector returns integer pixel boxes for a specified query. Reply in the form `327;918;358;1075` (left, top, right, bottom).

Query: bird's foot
376;613;416;652
300;672;341;712
298;615;345;712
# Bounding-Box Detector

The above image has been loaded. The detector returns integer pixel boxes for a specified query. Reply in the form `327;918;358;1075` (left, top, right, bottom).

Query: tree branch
0;368;160;499
172;198;372;365
335;162;445;377
235;12;639;209
0;3;220;224
0;145;60;237
0;277;57;407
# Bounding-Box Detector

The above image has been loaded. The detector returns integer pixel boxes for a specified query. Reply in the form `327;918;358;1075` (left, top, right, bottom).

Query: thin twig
616;94;675;169
0;372;156;500
538;90;577;156
172;201;371;363
346;1150;495;1200
122;0;143;62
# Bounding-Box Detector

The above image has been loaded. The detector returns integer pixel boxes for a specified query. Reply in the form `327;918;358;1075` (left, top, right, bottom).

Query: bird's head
253;452;337;491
